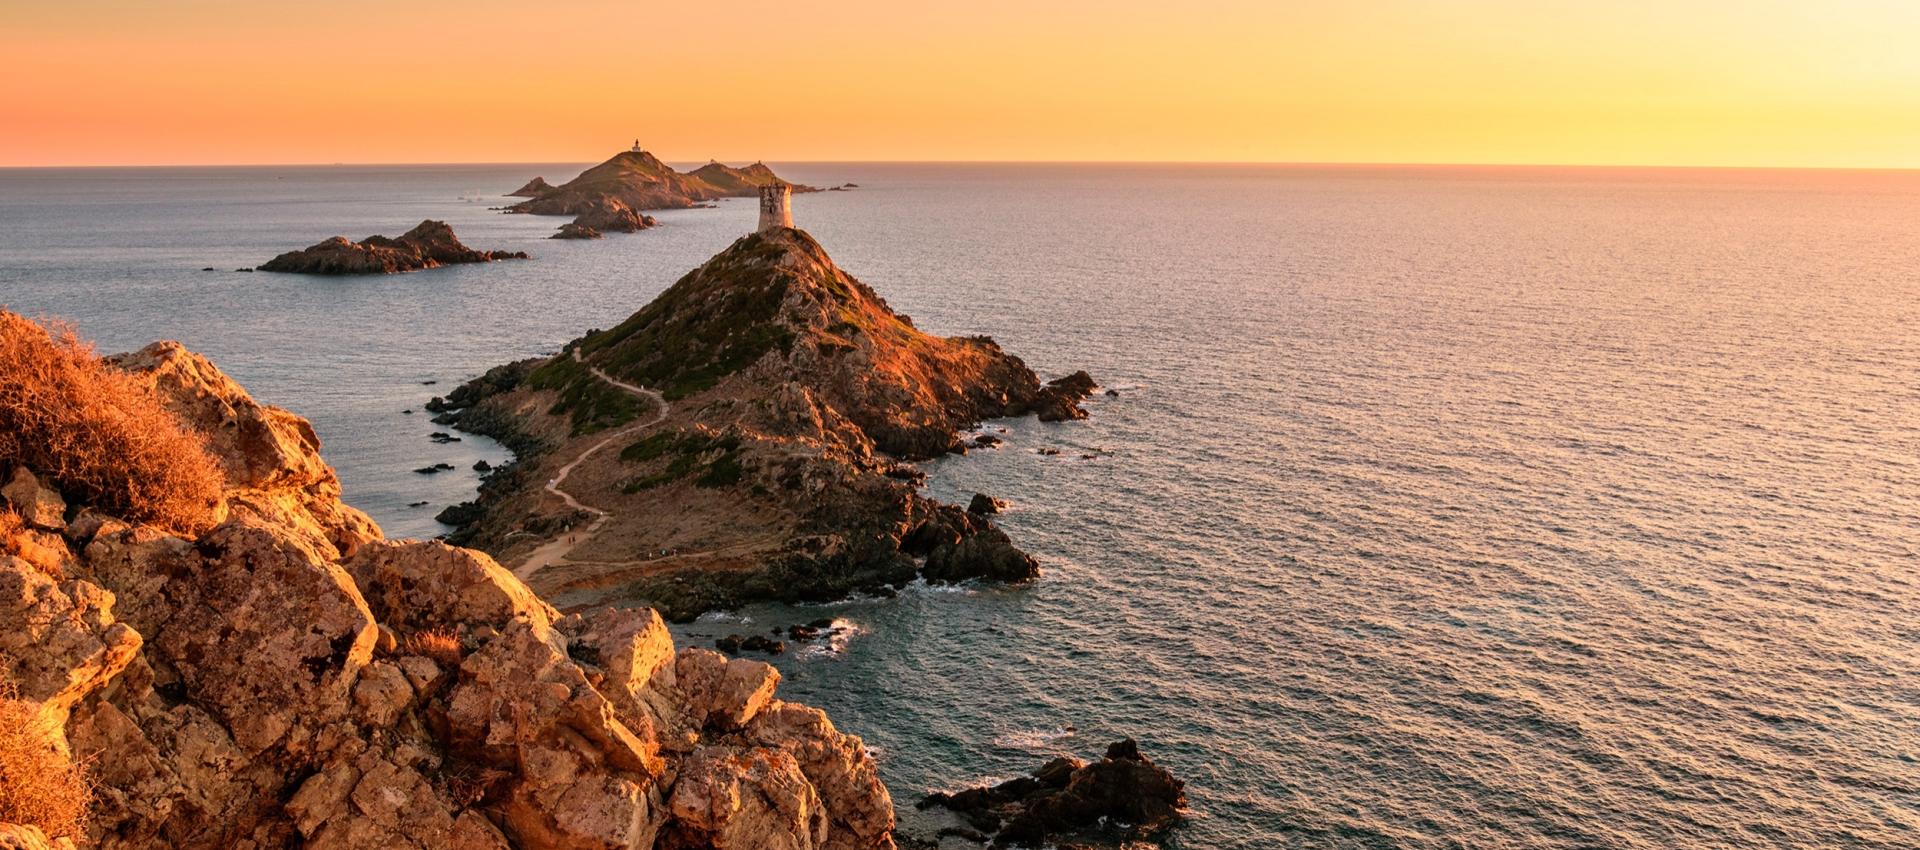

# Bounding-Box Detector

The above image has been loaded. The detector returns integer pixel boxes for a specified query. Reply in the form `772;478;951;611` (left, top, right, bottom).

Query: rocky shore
0;314;896;849
259;220;526;275
430;226;1096;619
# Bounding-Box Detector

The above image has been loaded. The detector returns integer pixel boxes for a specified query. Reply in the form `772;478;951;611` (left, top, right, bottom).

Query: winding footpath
511;352;668;580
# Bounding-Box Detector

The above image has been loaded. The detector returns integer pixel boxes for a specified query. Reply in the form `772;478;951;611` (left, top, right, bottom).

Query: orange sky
4;0;1919;168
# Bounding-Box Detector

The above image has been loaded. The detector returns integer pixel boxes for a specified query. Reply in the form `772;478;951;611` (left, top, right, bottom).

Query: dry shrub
0;310;223;534
0;671;93;841
403;626;464;668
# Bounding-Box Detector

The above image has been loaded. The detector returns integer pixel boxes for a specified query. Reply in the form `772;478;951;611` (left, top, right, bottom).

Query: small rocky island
259;219;526;275
432;189;1097;619
505;144;818;238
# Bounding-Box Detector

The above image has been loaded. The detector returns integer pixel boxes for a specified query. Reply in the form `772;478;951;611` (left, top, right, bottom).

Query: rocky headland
0;311;896;849
505;151;816;237
260;220;527;275
429;226;1097;620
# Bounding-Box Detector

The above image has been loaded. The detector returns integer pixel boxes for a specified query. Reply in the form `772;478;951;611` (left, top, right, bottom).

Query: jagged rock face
259;220;528;275
107;341;381;559
0;342;894;849
434;228;1091;618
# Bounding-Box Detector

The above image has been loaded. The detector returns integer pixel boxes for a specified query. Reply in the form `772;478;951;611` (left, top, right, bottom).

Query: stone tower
757;183;793;233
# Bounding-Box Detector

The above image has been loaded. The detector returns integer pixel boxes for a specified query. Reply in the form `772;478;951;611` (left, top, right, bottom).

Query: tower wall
757;184;793;233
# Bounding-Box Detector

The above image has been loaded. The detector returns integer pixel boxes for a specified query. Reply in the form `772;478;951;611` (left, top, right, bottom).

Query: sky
3;0;1919;168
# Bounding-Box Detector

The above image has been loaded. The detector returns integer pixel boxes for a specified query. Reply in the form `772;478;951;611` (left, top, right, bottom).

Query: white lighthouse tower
757;183;793;233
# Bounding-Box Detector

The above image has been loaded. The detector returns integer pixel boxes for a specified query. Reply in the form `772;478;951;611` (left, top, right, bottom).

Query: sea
2;162;1916;849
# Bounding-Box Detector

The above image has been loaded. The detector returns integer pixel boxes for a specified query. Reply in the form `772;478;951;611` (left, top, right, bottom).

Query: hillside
0;312;896;849
433;227;1096;618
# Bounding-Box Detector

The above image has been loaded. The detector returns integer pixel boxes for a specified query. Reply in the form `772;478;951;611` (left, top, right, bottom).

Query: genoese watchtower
758;183;793;233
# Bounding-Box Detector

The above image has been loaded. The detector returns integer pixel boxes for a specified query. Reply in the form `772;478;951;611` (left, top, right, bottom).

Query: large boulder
108;342;381;558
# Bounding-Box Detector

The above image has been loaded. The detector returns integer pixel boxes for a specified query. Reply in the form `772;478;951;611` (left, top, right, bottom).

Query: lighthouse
757;183;793;233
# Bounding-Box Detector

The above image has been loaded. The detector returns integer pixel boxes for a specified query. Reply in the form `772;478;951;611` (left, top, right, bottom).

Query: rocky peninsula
430;224;1096;620
505;150;817;237
0;311;895;849
260;220;526;275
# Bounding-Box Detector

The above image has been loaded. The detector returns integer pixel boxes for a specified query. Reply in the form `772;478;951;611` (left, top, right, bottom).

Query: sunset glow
5;0;1919;168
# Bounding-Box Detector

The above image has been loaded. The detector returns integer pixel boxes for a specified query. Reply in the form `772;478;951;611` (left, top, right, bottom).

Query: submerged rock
259;220;527;275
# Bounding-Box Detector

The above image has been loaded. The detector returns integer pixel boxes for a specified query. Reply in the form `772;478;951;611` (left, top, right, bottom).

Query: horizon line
3;158;1919;174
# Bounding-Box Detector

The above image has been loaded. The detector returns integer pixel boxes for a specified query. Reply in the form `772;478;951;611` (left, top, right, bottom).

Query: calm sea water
3;163;1918;849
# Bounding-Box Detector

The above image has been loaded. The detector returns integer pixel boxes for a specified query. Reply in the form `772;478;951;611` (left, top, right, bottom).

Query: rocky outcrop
433;228;1093;618
106;341;380;559
570;201;655;234
917;739;1186;847
507;177;554;197
259;220;528;275
551;223;602;240
0;332;894;849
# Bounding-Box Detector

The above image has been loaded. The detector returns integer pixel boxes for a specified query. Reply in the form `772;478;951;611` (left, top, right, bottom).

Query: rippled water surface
4;164;1917;849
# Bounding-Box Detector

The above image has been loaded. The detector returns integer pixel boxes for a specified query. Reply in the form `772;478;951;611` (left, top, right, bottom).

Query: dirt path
511;353;669;581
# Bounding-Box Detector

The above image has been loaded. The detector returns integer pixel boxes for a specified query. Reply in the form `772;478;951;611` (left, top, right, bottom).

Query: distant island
505;145;819;238
431;195;1095;619
260;220;526;275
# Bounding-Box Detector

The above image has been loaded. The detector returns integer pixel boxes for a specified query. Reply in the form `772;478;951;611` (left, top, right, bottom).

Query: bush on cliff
0;311;223;533
0;672;92;841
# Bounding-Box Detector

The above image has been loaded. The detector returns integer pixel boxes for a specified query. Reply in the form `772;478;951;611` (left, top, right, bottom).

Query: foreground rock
0;326;894;849
432;227;1096;618
917;740;1186;847
260;220;527;275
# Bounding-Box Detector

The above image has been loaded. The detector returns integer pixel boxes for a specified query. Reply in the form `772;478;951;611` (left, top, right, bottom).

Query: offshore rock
918;739;1186;847
551;222;602;240
259;220;527;275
